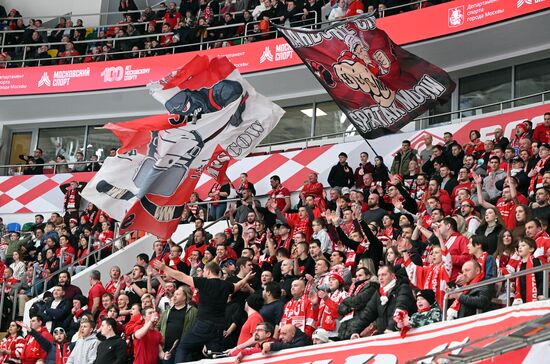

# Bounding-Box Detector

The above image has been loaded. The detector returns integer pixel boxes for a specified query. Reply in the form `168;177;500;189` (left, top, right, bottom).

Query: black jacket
474;223;503;255
93;335;127;364
43;299;70;333
328;163;355;188
458;283;494;318
271;327;312;352
347;278;416;337
338;279;380;340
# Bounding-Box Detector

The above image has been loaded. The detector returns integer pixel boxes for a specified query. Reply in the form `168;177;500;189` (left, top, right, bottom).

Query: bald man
447;260;494;319
262;324;311;354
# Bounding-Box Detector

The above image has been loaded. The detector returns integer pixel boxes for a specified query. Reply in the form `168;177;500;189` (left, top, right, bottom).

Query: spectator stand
0;0;428;68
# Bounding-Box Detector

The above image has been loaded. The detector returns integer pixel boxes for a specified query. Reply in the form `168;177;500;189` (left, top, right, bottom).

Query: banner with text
276;15;455;139
0;0;546;96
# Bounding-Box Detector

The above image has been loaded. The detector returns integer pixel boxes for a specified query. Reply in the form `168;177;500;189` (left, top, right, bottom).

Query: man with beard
423;178;452;216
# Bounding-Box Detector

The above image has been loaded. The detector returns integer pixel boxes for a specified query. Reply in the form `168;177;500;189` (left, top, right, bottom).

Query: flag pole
364;139;380;157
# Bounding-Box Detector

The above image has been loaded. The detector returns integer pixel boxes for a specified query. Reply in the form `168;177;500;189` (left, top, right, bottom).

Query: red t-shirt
88;281;106;313
345;1;364;17
237;312;264;345
269;185;290;211
133;329;164;364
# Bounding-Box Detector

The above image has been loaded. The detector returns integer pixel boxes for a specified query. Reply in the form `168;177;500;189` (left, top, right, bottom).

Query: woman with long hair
9;251;26;280
0;321;25;363
373;156;390;189
512;204;533;241
475;206;505;255
494;229;520;276
227;223;244;256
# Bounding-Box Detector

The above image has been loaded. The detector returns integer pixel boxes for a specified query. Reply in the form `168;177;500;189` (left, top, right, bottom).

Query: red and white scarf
515;255;538;303
210;183;221;206
65;187;77;209
379;279;397;306
447;271;484;320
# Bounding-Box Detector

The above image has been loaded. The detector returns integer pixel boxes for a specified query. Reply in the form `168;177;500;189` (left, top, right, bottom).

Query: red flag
275;15;455;139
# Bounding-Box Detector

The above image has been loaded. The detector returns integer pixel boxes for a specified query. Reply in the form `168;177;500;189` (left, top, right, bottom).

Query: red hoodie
21;327;53;364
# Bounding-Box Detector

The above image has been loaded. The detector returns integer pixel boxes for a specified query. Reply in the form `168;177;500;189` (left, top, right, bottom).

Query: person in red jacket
433;217;471;282
424;178;453;216
0;321;25;363
533;113;550;144
280;280;317;337
19;316;53;364
299;173;324;203
272;201;315;242
345;0;364;17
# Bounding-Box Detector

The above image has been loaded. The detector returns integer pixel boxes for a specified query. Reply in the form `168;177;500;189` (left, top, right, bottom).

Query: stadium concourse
0;1;550;364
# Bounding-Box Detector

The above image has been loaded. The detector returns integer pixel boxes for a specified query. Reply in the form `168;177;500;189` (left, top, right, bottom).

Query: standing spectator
42;286;70;332
119;0;139;21
152;260;255;362
354;152;375;189
299;173;324;205
280;280;316;337
123;265;148;306
19;148;45;174
419;134;435;165
208;182;231;220
345;0;364;17
237;295;264;345
229;322;274;361
327;152;355;188
134;307;171;363
268;175;291;212
373;156;390;188
164;2;183;28
66;320;99;364
391;140;417;176
19;315;53;364
88;270;106;318
347;265;416;338
158;286;197;364
236;173;256;200
260;282;285;327
533;112;550;144
94;318;127;364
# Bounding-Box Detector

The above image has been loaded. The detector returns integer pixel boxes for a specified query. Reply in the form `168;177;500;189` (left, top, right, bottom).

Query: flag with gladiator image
82;55;284;239
275;14;456;139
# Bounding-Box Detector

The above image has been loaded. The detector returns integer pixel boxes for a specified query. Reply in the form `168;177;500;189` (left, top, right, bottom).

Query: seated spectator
261;323;311;353
0;321;25;363
446;260;494;320
58;42;80;64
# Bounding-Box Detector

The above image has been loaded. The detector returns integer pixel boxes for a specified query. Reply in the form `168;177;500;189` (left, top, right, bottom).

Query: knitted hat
205;246;216;257
246;294;264;312
516;123;528;133
328;272;344;286
69;218;78;224
416;289;436;306
312;328;331;343
73;294;88;308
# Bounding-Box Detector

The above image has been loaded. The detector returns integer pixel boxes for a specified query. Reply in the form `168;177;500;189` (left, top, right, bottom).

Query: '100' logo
101;66;124;82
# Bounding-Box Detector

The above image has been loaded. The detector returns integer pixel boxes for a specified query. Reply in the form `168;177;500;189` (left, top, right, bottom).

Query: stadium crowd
0;0;448;67
0;114;549;363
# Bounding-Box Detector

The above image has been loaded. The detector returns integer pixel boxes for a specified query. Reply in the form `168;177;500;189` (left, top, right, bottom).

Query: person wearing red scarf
434;218;471;281
525;219;550;264
446;260;493;320
300;173;324;204
533;113;550;144
272;202;314;243
513;237;544;305
467;235;496;280
316;273;348;337
281;280;317;337
60;181;86;225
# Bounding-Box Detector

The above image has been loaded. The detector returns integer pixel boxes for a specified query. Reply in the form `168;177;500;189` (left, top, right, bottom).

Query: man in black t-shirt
124;265;148;306
153;260;254;362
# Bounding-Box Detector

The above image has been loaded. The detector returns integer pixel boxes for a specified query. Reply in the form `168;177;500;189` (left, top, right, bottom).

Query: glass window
514;58;550;106
261;105;312;144
37;126;86;163
428;97;453;126
459;68;512;116
314;101;354;136
86;126;121;160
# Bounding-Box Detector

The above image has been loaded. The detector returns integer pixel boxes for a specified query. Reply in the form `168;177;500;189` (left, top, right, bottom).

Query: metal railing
2;159;100;176
255;90;550;153
441;262;550;321
29;230;139;297
0;0;428;67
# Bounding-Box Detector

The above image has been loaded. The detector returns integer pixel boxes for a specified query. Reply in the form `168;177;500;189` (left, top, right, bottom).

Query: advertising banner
0;0;547;96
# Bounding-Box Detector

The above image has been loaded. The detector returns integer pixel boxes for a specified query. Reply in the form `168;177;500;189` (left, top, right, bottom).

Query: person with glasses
229;322;274;362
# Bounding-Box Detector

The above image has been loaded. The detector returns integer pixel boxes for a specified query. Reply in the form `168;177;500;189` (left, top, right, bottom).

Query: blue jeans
175;319;224;362
210;203;227;221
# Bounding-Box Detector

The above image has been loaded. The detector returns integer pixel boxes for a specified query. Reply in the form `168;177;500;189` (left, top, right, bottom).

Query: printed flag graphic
82;56;284;239
275;14;456;139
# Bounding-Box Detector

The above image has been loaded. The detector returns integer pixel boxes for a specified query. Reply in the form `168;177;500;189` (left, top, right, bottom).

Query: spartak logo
390;131;445;157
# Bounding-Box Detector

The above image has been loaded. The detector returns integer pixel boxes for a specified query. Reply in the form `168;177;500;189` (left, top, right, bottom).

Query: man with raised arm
153;260;255;362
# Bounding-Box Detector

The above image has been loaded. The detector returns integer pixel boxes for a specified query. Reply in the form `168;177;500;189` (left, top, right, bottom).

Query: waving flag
82;56;284;239
275;14;455;139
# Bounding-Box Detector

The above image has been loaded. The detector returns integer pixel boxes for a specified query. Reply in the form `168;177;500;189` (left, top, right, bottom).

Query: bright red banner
0;0;547;96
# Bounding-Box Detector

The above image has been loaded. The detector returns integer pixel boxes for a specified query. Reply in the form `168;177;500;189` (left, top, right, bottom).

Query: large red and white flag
82;56;284;239
275;14;455;139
